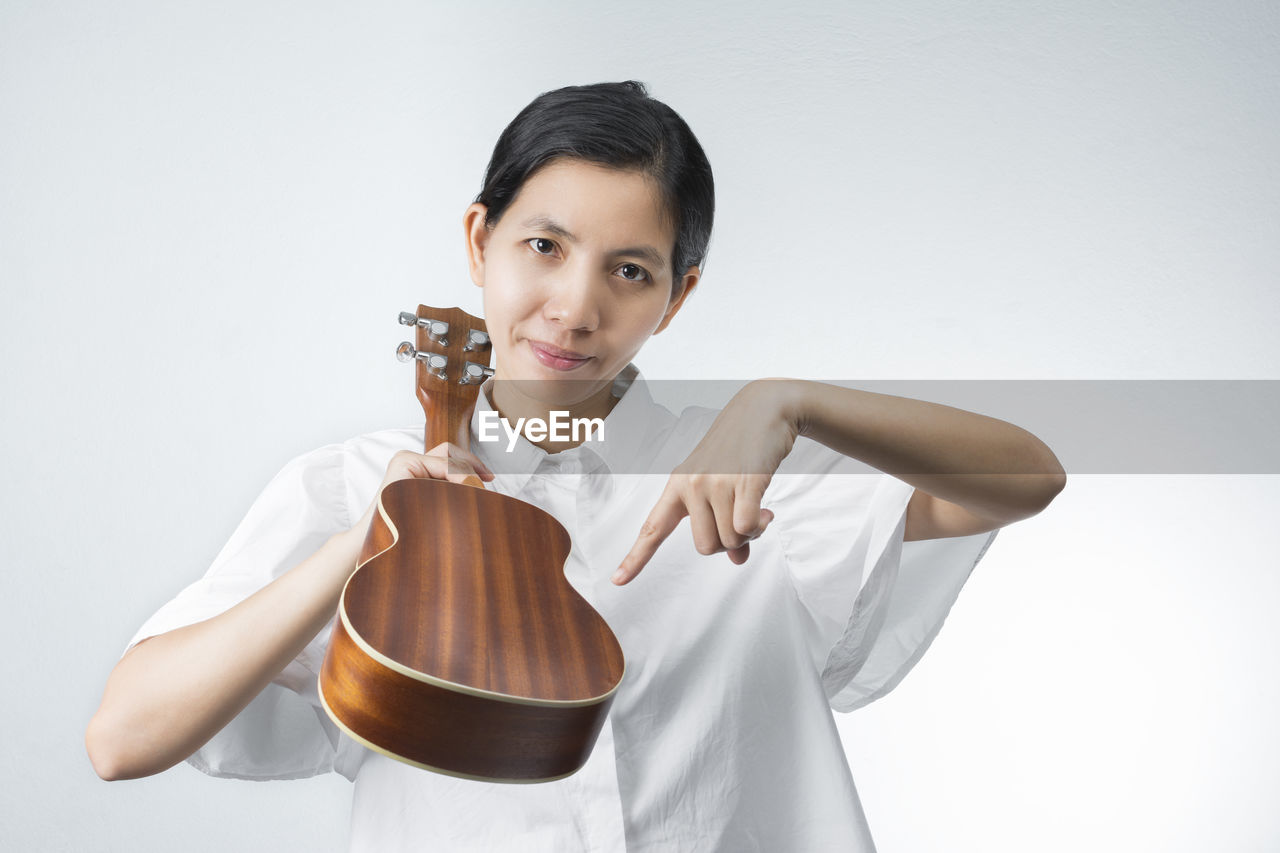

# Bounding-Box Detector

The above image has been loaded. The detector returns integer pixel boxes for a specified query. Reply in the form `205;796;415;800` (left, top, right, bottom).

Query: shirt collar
468;363;674;495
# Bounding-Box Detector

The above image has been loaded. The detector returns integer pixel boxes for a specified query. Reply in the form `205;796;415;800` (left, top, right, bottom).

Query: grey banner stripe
655;380;1280;475
484;380;1280;475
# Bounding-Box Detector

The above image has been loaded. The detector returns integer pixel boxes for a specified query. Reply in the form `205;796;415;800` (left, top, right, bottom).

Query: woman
87;80;1065;851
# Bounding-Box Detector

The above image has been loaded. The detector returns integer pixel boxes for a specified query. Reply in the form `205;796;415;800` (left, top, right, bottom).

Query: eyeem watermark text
477;410;605;451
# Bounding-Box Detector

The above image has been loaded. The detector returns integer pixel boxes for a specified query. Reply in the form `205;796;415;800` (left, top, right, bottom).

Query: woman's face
464;158;698;414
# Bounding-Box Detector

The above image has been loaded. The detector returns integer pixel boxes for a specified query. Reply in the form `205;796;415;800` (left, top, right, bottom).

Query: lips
529;340;590;359
527;340;593;371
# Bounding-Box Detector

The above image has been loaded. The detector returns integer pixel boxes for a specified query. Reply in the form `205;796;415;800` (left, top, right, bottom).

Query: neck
488;375;620;453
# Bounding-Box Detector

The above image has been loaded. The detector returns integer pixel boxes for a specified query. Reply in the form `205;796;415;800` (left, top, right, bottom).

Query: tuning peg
463;329;491;352
460;361;495;385
395;342;449;380
397;312;449;346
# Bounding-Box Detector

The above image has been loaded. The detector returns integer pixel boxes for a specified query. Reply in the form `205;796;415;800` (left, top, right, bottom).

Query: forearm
774;379;1066;524
85;529;363;781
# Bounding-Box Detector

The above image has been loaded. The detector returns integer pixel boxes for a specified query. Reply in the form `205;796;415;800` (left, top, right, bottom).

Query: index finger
612;489;688;586
426;441;494;485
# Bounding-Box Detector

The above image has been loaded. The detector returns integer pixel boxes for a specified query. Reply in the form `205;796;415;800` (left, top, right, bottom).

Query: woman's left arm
783;379;1067;541
614;379;1066;585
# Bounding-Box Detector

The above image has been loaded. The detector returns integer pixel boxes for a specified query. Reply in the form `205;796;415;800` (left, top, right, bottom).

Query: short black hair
475;81;715;293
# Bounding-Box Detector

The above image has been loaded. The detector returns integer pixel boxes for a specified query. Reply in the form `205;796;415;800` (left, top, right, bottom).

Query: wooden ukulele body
317;305;625;782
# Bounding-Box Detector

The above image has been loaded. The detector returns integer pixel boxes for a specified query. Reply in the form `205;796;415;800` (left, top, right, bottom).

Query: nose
542;263;601;331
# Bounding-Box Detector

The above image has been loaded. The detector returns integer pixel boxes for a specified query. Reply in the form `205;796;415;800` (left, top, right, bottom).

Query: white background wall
2;1;1277;850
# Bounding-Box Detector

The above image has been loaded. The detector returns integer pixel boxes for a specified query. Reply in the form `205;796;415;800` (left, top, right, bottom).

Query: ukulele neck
395;305;494;452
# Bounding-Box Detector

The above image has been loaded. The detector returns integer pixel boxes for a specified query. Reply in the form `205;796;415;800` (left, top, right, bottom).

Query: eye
617;263;649;283
526;237;557;256
525;238;650;283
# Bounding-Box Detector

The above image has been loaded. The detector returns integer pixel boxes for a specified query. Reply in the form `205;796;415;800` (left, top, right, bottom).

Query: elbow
1044;449;1068;502
1000;456;1066;525
1028;458;1067;516
1023;433;1067;512
87;639;176;781
85;712;126;781
85;710;161;782
1032;475;1066;519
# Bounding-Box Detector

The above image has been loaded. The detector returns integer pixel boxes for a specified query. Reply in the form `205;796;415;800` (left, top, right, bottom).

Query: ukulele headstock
396;304;493;451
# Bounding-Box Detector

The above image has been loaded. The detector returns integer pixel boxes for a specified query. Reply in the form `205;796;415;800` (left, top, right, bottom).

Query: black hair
475;81;714;294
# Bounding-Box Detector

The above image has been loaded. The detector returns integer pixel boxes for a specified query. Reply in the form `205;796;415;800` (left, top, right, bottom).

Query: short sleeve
765;437;998;713
123;442;356;780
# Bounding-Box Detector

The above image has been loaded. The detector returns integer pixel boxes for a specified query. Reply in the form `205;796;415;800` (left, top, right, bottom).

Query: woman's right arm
85;445;493;781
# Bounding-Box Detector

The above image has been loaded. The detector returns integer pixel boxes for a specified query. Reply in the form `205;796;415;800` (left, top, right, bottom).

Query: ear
463;202;491;288
653;266;700;335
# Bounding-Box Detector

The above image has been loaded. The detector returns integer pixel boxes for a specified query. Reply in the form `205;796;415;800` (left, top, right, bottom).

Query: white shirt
126;366;996;852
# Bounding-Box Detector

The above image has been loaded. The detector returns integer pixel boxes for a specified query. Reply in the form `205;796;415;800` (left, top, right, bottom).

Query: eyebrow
520;214;667;270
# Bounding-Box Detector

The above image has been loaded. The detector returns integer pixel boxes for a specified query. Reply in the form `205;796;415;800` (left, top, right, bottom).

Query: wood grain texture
346;477;624;702
320;605;615;782
412;305;490;451
317;303;627;782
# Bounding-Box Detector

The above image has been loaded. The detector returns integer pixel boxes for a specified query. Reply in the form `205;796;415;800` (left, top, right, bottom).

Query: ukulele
318;304;626;783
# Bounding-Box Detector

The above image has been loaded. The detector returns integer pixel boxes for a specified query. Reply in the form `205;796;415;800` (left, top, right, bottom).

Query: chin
500;355;614;408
